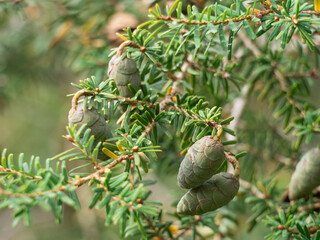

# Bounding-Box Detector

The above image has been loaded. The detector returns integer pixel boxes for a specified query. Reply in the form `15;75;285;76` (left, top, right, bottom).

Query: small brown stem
73;140;102;170
117;40;140;55
73;155;126;187
224;152;240;178
141;213;165;240
72;90;94;109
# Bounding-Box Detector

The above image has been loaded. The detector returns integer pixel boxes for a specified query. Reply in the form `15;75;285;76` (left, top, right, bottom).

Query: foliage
0;0;320;239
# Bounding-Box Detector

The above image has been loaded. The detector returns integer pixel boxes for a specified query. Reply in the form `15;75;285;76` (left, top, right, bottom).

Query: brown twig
239;179;267;199
172;216;202;240
301;10;320;15
273;70;306;117
0;166;42;180
74;141;103;170
140;119;157;138
112;95;156;108
284;68;320;79
141;213;165;240
73;155;126;187
0;0;24;3
155;9;273;26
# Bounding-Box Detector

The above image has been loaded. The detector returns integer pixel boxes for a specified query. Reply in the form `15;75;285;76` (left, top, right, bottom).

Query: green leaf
168;0;179;17
89;192;103;209
109;173;129;189
227;30;234;60
134;212;147;239
269;24;282;41
218;24;227;50
56;191;76;207
164;25;183;57
194;24;200;49
97;193;112;209
243;20;256;40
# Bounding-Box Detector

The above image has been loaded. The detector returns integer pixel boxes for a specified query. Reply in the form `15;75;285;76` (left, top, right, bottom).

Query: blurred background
0;0;319;239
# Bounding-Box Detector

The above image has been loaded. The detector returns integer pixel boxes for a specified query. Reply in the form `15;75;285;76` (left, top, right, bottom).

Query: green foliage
0;0;320;239
264;209;320;239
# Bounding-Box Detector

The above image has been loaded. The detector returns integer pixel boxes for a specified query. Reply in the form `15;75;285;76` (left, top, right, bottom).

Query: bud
168;225;179;234
132;146;139;152
66;135;73;142
288;148;320;200
68;102;113;160
108;55;141;99
177;172;239;215
177;136;225;189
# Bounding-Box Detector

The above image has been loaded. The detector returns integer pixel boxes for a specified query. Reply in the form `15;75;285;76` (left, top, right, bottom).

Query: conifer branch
0;155;127;198
155;9;273;26
0;166;42;180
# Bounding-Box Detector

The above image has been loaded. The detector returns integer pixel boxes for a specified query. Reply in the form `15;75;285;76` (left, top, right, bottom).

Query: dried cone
177;136;225;189
177;172;239;215
288;148;320;200
108;55;141;99
68;102;113;160
105;12;138;46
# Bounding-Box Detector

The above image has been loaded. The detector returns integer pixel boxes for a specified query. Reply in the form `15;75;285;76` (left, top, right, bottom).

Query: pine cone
288;148;320;200
177;172;239;215
68;102;113;160
108;55;141;99
177;136;225;189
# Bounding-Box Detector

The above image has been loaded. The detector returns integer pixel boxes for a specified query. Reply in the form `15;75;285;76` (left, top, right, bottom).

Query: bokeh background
0;0;319;239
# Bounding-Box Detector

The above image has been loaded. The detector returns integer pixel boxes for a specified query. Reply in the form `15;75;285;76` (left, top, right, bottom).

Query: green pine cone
177;136;225;189
288;148;320;200
177;172;239;215
68;102;113;160
108;55;141;98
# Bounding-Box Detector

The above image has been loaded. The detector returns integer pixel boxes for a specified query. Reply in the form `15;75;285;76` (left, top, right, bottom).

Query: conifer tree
0;0;320;239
